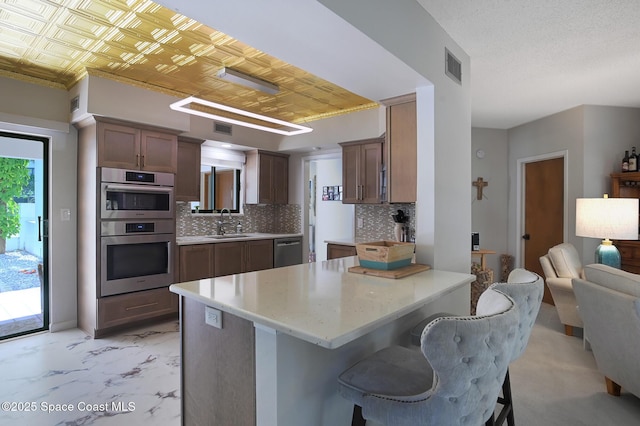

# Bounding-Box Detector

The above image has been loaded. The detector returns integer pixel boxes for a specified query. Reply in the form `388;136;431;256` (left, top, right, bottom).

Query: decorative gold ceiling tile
0;0;379;124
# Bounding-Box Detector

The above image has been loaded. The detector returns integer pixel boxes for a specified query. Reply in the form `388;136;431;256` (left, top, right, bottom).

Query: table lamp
575;195;639;268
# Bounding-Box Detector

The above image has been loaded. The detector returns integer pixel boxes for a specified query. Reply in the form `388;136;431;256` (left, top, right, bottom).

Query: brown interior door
215;169;235;210
524;157;564;304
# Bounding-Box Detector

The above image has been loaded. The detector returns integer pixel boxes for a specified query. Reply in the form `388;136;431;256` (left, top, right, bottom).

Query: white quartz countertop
176;233;302;245
324;237;399;246
170;257;474;349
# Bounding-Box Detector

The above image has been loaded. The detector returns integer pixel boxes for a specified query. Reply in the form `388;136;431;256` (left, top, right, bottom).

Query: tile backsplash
354;204;416;241
176;202;301;236
177;202;412;241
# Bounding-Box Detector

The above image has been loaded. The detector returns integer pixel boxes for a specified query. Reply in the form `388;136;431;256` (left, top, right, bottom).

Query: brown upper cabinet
97;119;178;173
382;93;417;203
176;137;203;202
340;138;383;204
245;150;289;204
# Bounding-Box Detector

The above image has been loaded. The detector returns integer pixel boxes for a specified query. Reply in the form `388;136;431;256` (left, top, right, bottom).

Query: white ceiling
417;0;640;129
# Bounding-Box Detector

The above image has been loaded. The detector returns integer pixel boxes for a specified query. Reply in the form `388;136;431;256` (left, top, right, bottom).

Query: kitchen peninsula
170;256;474;426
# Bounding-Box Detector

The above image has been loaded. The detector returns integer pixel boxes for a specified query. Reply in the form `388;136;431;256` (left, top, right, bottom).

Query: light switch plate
205;306;222;329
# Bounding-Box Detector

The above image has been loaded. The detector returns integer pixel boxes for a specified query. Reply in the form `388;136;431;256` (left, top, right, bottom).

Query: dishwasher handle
276;240;301;247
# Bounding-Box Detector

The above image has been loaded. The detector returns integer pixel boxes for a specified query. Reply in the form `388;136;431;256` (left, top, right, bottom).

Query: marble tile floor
1;303;639;426
0;320;180;426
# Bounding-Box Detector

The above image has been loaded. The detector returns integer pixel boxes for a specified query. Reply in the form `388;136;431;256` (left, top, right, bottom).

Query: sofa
572;264;640;398
539;243;584;335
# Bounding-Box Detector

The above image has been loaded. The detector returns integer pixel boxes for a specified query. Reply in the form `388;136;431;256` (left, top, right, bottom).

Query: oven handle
105;183;174;193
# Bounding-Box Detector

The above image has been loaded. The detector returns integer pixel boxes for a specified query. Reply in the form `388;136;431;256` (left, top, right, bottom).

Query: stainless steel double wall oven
99;167;175;297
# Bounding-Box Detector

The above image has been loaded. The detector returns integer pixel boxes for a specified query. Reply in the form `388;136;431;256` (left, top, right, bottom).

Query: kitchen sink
205;234;249;239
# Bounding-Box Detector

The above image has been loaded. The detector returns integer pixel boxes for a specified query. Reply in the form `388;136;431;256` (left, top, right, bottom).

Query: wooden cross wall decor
473;177;488;200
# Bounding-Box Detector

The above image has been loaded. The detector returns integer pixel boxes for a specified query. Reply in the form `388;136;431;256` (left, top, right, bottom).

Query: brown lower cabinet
179;244;215;281
94;287;178;338
327;243;357;260
178;239;274;282
215;240;274;277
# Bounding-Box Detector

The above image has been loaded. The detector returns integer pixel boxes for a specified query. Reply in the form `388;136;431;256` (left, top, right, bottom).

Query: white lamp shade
576;197;639;240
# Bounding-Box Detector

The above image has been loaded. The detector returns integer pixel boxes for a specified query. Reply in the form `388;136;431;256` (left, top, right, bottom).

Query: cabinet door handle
136;154;140;167
141;155;145;168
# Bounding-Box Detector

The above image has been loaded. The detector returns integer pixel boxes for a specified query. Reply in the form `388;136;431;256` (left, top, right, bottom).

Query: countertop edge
177;233;303;245
170;272;475;349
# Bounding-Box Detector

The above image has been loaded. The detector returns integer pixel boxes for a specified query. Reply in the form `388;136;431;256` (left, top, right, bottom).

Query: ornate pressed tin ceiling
0;0;378;124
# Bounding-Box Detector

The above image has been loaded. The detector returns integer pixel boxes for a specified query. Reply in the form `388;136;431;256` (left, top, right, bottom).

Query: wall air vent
445;48;462;85
70;96;79;112
214;122;233;136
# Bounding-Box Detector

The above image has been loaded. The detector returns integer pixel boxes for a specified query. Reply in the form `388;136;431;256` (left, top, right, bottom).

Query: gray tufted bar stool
337;288;520;426
479;268;544;426
409;269;544;425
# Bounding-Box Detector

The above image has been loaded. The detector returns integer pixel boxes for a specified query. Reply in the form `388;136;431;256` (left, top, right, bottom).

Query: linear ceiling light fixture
216;67;279;95
170;96;313;136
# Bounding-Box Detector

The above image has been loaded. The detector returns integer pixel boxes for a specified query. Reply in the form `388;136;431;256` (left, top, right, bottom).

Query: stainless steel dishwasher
274;236;303;267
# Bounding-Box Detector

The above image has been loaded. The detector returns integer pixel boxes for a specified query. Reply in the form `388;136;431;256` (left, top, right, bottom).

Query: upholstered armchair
539;243;584;335
572;264;640;399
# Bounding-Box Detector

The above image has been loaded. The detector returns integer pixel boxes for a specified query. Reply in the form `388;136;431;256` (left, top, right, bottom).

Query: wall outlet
357;217;364;228
205;306;222;329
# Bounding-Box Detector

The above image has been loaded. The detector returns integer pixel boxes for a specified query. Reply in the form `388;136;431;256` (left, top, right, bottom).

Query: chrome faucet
217;208;231;235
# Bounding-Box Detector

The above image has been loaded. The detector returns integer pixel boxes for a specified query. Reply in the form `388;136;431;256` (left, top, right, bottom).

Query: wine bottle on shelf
629;147;638;172
622;150;630;172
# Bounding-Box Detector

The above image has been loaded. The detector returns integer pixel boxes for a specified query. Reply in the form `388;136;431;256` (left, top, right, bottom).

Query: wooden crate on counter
355;241;415;270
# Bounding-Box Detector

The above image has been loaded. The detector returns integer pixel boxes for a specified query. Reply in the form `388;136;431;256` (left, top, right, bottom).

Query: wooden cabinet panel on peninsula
610;172;640;273
245;150;289;204
97;119;178;173
215;239;274;277
176;137;203;202
327;243;357;260
340;138;383;204
382;94;417;203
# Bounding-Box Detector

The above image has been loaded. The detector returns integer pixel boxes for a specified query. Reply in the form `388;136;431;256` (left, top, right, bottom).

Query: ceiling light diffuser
216;67;279;95
170;96;313;136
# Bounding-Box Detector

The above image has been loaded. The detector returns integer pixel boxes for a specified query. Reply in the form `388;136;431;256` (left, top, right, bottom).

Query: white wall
318;0;472;273
471;128;509;277
314;159;354;261
582;105;640;263
0;77;78;331
508;107;584;266
507;105;640;266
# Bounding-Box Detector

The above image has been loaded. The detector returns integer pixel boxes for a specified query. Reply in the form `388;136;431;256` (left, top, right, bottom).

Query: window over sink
190;145;245;213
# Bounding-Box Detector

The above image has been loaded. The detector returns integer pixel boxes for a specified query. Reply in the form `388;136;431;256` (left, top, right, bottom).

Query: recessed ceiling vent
445;48;462;85
214;121;233;136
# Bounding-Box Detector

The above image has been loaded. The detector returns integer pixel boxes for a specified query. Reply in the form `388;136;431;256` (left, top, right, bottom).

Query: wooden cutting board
348;263;431;279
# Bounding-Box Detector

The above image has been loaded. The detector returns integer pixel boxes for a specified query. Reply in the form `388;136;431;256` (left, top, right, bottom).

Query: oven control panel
101;220;174;236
